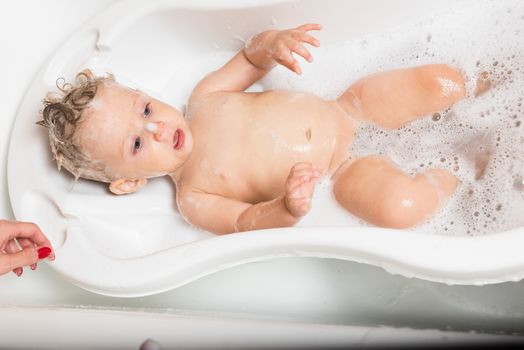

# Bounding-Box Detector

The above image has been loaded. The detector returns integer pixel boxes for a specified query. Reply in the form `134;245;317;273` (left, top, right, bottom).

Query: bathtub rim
8;0;524;298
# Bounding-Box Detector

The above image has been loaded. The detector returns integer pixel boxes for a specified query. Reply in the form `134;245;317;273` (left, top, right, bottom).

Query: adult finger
0;220;53;253
4;239;23;276
0;246;39;276
18;238;38;270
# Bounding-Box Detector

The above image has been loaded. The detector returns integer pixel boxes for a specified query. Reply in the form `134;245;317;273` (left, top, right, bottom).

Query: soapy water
257;0;524;236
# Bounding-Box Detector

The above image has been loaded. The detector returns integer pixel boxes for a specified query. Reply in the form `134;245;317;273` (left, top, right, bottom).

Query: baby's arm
179;163;322;234
189;24;321;103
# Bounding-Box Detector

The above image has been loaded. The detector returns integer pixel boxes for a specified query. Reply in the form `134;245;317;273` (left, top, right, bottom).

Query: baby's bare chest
183;91;352;202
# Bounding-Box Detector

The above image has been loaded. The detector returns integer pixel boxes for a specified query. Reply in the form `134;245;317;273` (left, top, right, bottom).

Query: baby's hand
245;23;321;75
284;162;322;218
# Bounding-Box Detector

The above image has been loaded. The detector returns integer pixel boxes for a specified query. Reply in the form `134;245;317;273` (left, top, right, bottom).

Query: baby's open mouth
173;129;184;150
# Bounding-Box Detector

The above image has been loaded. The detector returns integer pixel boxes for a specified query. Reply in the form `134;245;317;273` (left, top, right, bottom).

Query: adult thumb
0;248;39;275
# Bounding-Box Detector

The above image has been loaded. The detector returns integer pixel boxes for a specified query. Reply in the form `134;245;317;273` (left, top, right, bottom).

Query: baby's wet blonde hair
37;69;115;182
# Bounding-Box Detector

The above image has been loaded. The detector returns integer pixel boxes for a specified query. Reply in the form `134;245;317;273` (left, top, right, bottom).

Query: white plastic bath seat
8;0;524;297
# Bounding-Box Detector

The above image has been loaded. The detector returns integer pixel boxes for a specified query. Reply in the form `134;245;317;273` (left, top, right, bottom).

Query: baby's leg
336;64;466;129
332;156;457;229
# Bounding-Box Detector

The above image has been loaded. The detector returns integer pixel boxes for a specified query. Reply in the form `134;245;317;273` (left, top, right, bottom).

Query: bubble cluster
262;0;524;236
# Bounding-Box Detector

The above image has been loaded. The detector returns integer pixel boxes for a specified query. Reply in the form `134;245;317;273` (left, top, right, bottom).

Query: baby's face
76;82;192;180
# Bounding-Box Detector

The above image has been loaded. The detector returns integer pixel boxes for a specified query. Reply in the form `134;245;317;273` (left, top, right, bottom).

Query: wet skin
77;24;465;234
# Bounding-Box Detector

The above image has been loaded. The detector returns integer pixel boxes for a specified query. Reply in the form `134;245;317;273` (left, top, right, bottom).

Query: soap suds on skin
145;122;158;133
271;130;312;153
401;199;414;208
89;98;102;111
437;77;462;97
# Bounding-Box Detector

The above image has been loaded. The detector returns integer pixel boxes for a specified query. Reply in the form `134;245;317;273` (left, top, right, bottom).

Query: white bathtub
2;0;524;348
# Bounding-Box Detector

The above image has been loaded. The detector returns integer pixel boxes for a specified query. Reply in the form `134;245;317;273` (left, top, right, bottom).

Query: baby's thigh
332;156;448;228
342;64;466;129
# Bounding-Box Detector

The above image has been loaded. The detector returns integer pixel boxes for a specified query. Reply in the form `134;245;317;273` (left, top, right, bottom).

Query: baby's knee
374;192;434;229
416;64;466;102
375;170;458;229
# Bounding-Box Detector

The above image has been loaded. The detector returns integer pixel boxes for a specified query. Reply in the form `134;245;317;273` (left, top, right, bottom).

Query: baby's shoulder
175;183;222;220
174;170;210;199
188;91;248;115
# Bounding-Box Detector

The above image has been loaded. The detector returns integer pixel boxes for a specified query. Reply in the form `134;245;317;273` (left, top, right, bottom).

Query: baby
38;24;465;235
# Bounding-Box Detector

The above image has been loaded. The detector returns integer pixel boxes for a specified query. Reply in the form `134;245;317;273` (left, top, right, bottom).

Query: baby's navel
305;128;312;141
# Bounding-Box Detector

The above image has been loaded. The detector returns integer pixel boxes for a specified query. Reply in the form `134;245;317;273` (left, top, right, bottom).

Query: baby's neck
169;153;193;184
170;165;185;184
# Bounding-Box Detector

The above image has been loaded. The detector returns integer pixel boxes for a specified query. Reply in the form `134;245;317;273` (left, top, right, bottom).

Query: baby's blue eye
144;103;152;117
133;137;142;153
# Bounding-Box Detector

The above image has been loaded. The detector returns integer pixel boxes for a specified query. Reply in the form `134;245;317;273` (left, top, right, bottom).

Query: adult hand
0;220;54;277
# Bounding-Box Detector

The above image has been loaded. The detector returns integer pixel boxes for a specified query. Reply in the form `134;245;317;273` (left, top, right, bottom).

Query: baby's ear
109;178;148;195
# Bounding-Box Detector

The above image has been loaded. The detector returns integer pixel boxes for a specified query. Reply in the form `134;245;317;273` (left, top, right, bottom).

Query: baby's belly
190;91;356;203
239;91;356;201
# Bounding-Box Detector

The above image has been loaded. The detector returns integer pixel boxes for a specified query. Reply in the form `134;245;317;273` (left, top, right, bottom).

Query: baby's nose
144;121;165;141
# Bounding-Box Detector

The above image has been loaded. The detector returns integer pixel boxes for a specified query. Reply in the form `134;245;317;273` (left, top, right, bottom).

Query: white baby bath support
8;0;524;299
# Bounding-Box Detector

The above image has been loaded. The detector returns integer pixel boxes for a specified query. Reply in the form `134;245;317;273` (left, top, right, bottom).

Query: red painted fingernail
15;268;23;277
30;263;37;271
38;247;52;259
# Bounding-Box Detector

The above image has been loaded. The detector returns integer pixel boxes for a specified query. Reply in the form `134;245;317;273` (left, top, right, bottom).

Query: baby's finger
291;173;314;184
298;202;311;215
287;186;311;199
285;199;310;217
286;176;307;194
276;48;302;74
289;171;321;188
288;197;311;209
298;32;320;47
290;162;313;173
297;23;322;33
287;176;319;198
290;42;313;63
291;164;322;178
286;177;315;198
291;168;315;179
291;196;313;214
